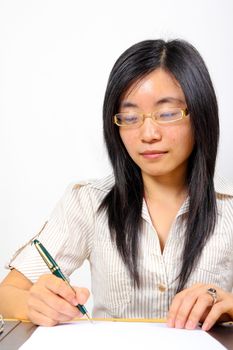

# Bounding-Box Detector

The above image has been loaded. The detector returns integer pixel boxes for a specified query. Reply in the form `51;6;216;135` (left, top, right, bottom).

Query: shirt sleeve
6;182;95;283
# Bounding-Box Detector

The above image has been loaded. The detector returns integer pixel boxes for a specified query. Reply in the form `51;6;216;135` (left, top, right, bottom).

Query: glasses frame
114;108;189;127
0;314;4;334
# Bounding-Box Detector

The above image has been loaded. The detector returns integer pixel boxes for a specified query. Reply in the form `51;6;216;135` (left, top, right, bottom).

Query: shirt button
158;283;166;292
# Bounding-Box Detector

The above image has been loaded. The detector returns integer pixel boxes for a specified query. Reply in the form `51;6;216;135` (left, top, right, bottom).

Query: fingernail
77;292;86;304
185;320;195;330
175;319;184;329
202;322;209;331
167;318;174;327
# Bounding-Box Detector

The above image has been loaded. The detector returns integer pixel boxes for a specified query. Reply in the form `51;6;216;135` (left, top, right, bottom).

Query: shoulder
214;173;233;197
60;174;115;208
214;173;233;216
73;173;115;192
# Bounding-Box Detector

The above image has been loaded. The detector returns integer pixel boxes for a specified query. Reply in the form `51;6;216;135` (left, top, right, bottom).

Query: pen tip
85;312;93;323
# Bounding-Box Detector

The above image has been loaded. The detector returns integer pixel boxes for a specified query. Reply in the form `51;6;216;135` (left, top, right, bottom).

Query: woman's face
118;68;194;182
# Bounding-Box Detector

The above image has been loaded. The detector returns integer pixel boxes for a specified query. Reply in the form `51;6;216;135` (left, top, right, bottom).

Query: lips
139;150;168;159
140;150;167;155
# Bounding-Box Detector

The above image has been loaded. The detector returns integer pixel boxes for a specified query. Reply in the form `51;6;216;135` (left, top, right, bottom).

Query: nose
140;116;162;143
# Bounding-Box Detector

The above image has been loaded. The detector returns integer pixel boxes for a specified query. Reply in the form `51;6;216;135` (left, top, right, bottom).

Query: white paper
19;321;226;350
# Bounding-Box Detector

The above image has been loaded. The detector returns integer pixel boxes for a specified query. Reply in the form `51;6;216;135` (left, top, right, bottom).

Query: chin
141;169;169;178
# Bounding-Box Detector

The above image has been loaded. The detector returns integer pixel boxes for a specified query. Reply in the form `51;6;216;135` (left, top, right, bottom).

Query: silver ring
207;288;217;305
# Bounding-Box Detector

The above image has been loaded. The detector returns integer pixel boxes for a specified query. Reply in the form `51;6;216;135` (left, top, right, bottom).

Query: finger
30;283;82;319
173;291;201;329
30;290;82;321
28;308;58;327
40;275;77;305
73;287;90;305
202;301;231;331
167;290;188;327
184;293;213;329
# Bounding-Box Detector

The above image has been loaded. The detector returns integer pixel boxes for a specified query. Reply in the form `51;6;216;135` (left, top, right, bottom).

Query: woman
0;39;233;330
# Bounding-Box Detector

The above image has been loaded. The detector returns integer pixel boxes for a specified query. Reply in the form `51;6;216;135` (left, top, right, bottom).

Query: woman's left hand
167;283;233;331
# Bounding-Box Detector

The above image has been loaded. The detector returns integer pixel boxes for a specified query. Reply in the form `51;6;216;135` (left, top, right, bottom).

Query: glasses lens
115;113;140;126
157;108;183;123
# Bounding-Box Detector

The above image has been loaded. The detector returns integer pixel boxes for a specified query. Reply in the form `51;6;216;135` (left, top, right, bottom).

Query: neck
142;170;188;202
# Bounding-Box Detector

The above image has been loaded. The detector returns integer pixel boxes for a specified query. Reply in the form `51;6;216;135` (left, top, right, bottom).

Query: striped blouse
7;174;233;319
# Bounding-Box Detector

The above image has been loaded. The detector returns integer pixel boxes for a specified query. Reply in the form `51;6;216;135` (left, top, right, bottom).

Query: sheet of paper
19;321;226;350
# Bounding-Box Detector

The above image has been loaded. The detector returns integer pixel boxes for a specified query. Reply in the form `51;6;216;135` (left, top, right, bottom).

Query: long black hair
100;39;219;292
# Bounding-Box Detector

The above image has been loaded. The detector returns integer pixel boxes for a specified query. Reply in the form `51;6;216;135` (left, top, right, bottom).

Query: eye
160;111;177;118
158;109;181;121
116;113;140;125
124;114;139;124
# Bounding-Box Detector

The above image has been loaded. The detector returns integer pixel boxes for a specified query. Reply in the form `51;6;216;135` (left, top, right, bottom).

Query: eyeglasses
114;107;189;128
0;315;4;334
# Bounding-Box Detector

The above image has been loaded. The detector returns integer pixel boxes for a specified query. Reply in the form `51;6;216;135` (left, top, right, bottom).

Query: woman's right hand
27;274;90;326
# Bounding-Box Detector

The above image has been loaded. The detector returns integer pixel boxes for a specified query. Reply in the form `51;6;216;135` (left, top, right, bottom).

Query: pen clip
34;241;54;270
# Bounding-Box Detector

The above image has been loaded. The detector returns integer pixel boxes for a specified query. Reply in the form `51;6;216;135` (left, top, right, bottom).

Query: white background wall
0;0;233;313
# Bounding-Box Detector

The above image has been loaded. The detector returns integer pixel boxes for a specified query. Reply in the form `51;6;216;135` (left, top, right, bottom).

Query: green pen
33;239;91;322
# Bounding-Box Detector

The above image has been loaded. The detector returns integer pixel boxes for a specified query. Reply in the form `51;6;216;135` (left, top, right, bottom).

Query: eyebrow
156;97;185;105
120;97;185;108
